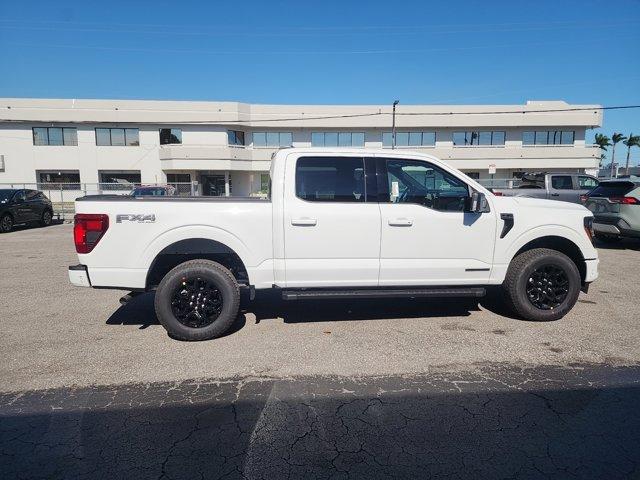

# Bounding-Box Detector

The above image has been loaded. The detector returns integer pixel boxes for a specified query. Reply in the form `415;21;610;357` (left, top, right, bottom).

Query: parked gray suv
584;177;640;242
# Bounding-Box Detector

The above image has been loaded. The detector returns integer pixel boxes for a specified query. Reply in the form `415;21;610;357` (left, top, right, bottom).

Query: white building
0;98;602;196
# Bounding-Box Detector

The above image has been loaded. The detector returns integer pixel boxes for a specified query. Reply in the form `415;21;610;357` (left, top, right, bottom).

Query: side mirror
467;191;490;213
14;197;24;204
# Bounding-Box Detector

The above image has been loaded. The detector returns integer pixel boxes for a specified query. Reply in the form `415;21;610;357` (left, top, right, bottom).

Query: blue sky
1;0;639;163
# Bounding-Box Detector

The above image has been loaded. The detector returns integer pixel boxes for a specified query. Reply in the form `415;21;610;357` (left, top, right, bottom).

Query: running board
281;287;486;301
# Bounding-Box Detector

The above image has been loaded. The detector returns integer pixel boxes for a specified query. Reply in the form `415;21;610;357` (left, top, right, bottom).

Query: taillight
493;191;503;196
74;214;109;254
608;197;639;204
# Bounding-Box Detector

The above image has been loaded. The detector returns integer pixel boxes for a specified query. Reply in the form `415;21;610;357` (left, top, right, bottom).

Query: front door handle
291;217;317;226
388;218;413;227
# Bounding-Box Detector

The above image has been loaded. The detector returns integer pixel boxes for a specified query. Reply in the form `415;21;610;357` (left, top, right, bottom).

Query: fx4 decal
116;214;156;223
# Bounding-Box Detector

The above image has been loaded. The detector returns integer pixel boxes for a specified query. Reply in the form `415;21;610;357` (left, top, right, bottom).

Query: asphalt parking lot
1;223;640;479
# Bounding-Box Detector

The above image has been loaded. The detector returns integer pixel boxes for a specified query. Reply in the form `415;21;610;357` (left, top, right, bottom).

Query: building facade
0;98;602;196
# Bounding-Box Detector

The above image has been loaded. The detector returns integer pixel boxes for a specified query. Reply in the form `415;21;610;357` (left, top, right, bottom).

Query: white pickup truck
69;148;599;341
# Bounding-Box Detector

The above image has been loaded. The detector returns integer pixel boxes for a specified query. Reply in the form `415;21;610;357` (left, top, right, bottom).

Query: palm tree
594;133;611;168
610;133;627;178
623;133;640;176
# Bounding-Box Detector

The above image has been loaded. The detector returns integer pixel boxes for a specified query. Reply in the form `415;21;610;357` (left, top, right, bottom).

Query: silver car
584;177;640;242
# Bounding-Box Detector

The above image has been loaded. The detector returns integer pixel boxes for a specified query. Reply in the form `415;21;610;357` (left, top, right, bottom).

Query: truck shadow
105;289;521;335
250;290;487;324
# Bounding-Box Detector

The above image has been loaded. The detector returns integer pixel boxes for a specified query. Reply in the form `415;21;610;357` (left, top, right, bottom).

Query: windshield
0;190;15;203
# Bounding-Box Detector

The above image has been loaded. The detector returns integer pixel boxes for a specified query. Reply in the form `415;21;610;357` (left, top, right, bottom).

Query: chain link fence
0;182;196;220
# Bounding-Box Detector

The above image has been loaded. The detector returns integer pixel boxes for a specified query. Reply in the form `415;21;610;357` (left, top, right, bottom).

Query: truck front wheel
154;259;240;341
503;248;581;321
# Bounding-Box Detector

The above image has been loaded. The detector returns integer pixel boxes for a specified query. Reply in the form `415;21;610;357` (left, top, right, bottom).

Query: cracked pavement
1;364;640;479
1;224;640;478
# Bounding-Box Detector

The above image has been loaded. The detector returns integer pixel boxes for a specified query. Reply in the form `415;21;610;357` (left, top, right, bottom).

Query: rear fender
140;225;253;272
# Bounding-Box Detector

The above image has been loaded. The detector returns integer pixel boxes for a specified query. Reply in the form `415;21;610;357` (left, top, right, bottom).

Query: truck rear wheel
154;259;240;341
503;248;581;321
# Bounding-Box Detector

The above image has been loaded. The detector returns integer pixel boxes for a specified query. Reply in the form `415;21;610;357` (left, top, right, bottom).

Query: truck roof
271;147;442;161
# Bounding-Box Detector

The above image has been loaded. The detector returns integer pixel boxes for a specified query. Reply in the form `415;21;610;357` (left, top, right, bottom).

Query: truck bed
73;195;274;290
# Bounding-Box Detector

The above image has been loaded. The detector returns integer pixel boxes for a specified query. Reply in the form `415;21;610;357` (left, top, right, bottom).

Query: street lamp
391;100;399;149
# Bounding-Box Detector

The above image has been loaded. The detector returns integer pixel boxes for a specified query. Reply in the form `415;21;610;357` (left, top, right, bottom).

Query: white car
69;148;598;341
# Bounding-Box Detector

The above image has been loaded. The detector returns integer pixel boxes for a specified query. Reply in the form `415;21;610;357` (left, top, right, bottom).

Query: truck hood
493;195;591;213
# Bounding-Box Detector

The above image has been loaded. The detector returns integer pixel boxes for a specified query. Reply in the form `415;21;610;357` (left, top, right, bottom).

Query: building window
311;132;365;147
95;128;139;146
453;131;505;146
98;171;141;190
296;157;365;202
37;170;81;190
252;132;293;147
32;127;77;146
522;130;575;145
382;131;436;147
167;173;191;183
160;128;182;145
227;130;245;146
465;172;480;180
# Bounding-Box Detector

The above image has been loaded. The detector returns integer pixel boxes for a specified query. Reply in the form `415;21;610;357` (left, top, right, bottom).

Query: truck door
376;157;496;285
548;175;577;202
283;155;381;287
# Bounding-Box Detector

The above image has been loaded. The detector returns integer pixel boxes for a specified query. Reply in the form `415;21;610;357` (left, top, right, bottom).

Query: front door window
384;159;469;212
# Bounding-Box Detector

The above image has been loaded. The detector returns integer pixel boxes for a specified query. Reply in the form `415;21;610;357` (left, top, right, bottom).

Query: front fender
497;224;595;265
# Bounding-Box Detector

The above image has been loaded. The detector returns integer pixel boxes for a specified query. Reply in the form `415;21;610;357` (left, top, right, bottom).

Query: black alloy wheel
525;264;569;310
0;214;13;233
503;248;581;322
170;276;224;328
41;210;52;226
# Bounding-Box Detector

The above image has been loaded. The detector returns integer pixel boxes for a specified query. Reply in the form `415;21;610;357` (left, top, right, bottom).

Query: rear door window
296;157;365;202
551;175;573;190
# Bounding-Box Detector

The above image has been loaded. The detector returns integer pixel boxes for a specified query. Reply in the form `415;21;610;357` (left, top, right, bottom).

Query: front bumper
584;258;599;283
68;264;91;287
593;215;640;238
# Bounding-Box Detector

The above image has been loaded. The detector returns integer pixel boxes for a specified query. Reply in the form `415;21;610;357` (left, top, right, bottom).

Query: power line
1;105;638;125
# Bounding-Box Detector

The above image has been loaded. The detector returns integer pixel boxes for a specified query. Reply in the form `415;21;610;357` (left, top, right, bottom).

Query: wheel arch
513;235;586;282
145;238;249;290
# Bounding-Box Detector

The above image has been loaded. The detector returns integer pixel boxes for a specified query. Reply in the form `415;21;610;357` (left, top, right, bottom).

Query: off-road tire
154;260;240;341
503;248;581;321
0;214;13;233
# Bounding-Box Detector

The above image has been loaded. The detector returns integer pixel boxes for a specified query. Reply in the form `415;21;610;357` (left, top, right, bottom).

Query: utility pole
391;100;399;149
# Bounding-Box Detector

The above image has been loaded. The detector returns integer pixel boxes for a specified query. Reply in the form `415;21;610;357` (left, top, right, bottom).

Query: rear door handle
291;217;317;226
551;193;560;197
388;218;413;227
